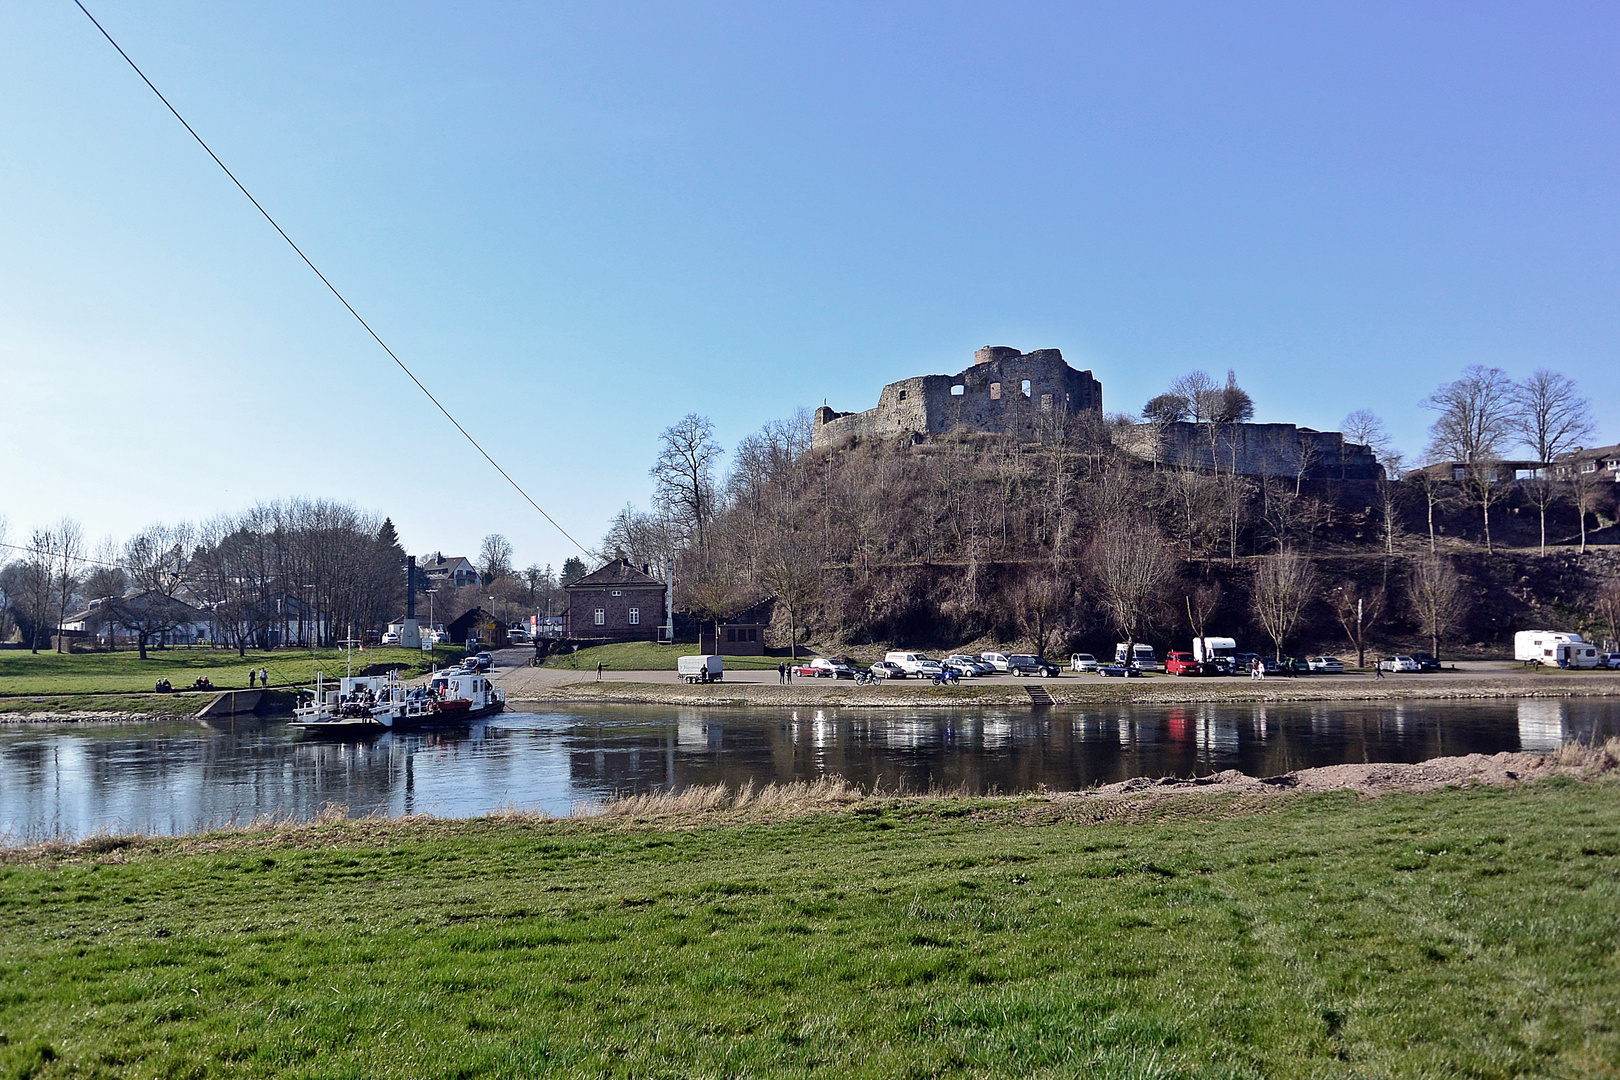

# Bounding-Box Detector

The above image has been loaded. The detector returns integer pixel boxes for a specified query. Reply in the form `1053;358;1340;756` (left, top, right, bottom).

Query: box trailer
1514;631;1602;669
678;655;725;683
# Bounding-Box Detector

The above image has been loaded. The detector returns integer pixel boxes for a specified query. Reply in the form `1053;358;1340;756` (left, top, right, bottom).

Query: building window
990;382;1001;400
610;590;622;597
748;628;758;642
1021;380;1032;397
950;384;964;396
1582;461;1597;473
897;389;907;400
726;628;736;642
628;608;639;625
594;608;605;626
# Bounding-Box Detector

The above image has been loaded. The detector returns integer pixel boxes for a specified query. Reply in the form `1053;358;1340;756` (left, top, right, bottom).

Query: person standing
596;660;603;681
778;662;786;684
247;669;256;688
1373;659;1385;679
260;667;268;689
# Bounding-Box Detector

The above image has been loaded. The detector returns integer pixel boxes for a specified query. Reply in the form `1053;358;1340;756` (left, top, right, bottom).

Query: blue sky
3;1;1616;572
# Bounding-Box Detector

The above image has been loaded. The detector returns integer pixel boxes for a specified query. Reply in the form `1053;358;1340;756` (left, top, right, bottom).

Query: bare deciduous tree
1423;365;1516;465
1251;551;1315;660
1510;370;1595;466
478;534;514;587
651;414;723;558
1407;553;1466;660
1090;519;1175;662
1330;581;1385;669
1595;576;1620;650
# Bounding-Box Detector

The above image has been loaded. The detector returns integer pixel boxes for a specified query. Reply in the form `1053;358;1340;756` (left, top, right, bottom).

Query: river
3;699;1616;841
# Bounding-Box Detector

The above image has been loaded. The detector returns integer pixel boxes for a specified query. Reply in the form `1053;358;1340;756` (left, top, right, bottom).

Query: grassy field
0;645;465;699
2;780;1618;1078
542;639;788;671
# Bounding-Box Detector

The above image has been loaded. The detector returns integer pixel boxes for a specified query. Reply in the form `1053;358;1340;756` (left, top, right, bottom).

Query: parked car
1306;656;1346;674
1006;654;1059;677
942;656;984;677
363;629;382;646
1379;655;1421;673
1602;653;1620;670
802;658;856;679
913;660;945;679
427;630;448;645
1098;663;1142;677
508;628;532;644
979;651;1012;672
469;652;494;672
1410;653;1442;672
868;661;907;679
381;631;400;646
1202;656;1237;677
1164;651;1204;676
1069;653;1099;672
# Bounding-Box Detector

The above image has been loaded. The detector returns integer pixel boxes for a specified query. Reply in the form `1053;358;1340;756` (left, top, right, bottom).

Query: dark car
1098;664;1142;677
1410;653;1442;672
1007;654;1060;678
469;652;493;673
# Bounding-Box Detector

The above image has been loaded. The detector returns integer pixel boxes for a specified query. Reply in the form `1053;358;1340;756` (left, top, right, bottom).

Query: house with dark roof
562;559;667;641
418;552;479;590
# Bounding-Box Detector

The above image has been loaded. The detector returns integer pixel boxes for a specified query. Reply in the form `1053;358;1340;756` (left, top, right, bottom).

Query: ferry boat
419;667;505;724
287;666;504;735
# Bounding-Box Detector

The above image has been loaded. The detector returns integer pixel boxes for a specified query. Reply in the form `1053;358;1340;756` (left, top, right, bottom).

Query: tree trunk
138;633;149;661
1539;505;1547;553
788;606;798;662
1482;501;1492;553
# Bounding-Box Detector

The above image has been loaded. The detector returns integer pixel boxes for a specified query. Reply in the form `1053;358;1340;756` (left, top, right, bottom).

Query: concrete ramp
196;689;263;719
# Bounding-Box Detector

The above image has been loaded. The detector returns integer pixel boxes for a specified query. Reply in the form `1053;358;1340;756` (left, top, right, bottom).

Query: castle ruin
812;346;1103;450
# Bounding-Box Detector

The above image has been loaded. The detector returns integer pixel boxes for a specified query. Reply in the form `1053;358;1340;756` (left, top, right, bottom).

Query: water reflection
3;699;1617;841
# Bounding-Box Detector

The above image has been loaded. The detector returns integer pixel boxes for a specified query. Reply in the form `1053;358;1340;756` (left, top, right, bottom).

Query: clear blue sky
3;1;1616;573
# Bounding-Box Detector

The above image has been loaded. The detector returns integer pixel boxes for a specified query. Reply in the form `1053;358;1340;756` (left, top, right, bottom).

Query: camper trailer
1192;637;1238;666
1113;643;1161;671
1514;631;1602;669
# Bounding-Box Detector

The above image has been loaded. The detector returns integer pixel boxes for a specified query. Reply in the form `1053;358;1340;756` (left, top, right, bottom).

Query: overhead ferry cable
71;1;591;557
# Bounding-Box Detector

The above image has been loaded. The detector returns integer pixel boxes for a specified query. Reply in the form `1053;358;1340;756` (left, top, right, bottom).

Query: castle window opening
1021;380;1032;398
990;382;1001;400
897;389;907;400
950;384;964;396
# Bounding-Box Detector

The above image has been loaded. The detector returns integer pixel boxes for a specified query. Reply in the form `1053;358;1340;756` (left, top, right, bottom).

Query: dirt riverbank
497;663;1620;709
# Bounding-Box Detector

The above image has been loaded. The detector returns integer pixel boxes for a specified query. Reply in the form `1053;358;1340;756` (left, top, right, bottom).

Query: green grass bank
0;646;465;715
3;780;1618;1078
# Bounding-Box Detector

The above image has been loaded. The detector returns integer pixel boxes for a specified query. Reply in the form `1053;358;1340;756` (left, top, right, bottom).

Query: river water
3;699;1616;841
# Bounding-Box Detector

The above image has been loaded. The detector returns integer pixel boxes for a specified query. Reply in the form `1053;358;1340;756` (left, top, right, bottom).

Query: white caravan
1514;631;1602;669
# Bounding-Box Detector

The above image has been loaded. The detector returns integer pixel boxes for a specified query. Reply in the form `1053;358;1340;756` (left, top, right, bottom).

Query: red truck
1164;651;1205;676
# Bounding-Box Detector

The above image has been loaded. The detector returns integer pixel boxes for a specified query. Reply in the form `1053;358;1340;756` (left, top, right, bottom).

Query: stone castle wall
1118;421;1382;480
813;347;1103;449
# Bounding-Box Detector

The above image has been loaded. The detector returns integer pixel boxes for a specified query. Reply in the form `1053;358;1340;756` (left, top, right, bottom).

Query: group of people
776;663;795;684
247;667;269;688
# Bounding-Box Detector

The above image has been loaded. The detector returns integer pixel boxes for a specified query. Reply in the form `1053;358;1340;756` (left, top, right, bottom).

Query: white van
678;655;725;683
1514;631;1601;669
1114;643;1161;671
979;651;1011;672
884;652;938;675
